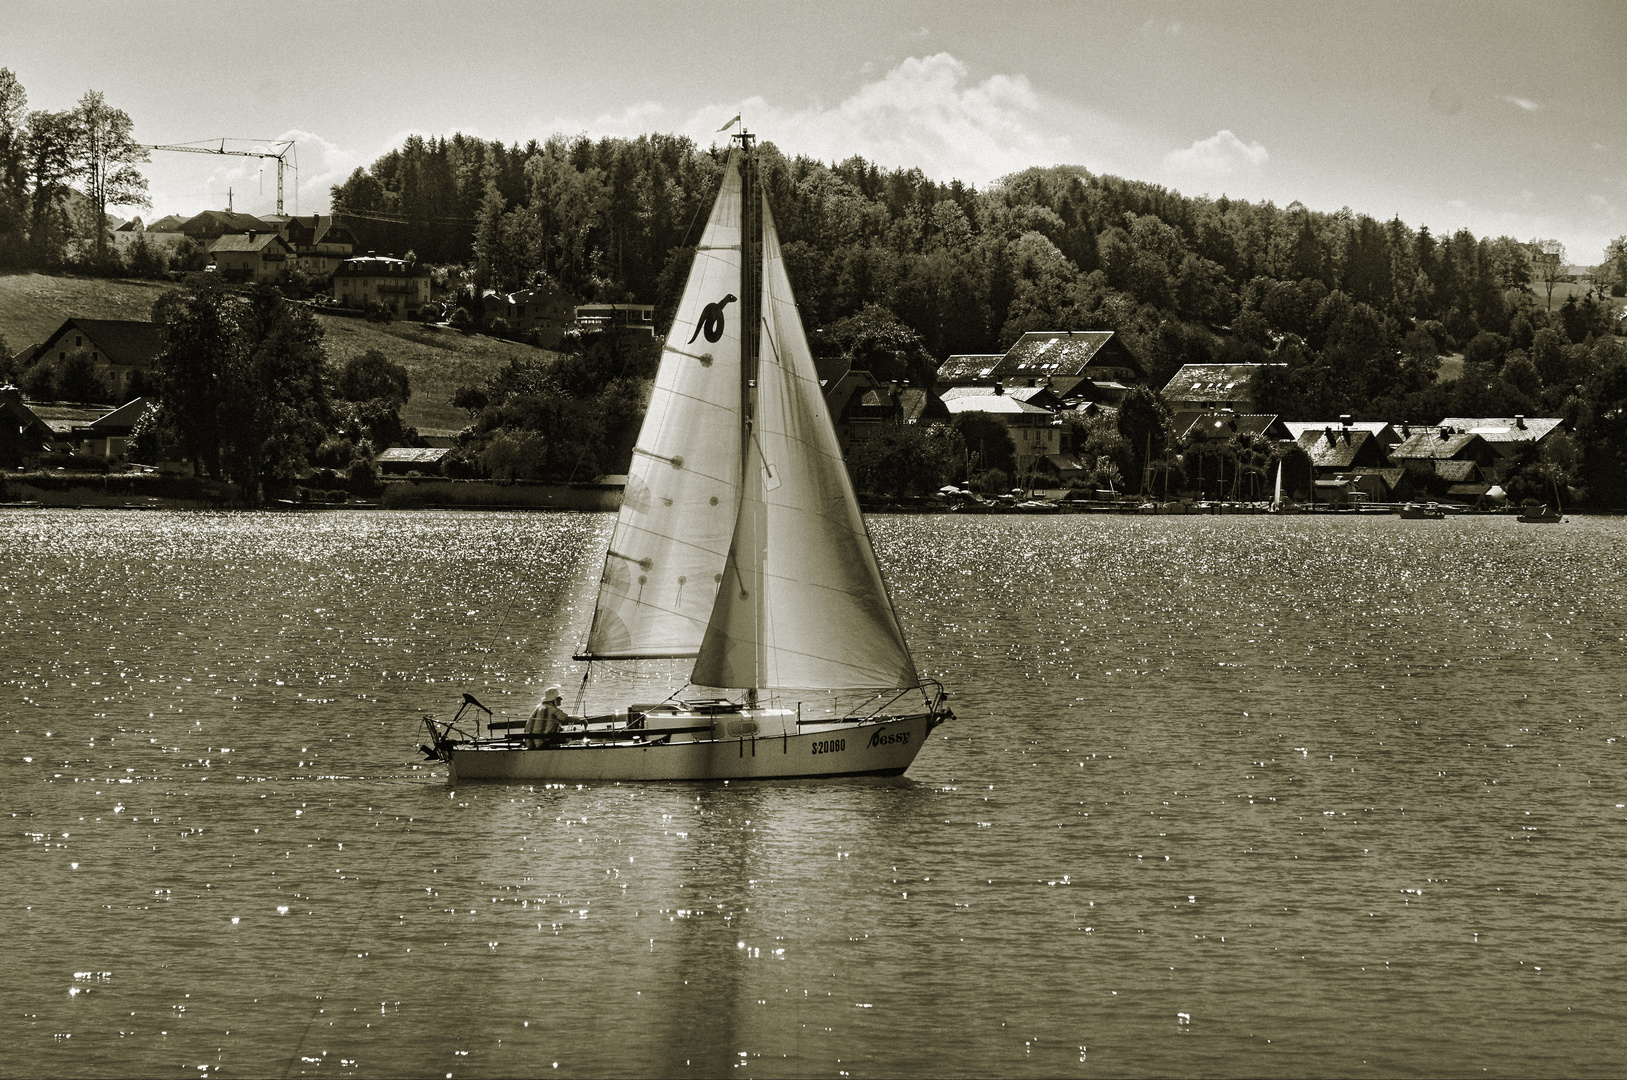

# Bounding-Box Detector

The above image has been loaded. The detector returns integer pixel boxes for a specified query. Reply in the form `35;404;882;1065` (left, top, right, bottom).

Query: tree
1115;385;1173;492
70;91;148;261
950;412;1015;478
1529;238;1566;310
147;285;330;501
24;108;76;264
0;68;28;267
1603;236;1627;297
336;349;411;404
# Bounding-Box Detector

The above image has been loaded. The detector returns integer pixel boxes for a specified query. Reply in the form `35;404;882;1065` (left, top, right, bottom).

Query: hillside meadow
0;272;551;432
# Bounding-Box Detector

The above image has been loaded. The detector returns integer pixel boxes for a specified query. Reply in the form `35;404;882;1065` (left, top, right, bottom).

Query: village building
937;354;1004;387
278;215;357;279
1;386;55;468
375;447;450;475
575;303;656;335
1435;416;1566;480
1389;428;1500;499
1173;409;1290;444
332;256;433;316
1295;424;1391;477
1161;363;1286;412
1283;419;1404;450
504;281;579;347
78;398;156;459
210;231;296;283
27;318;164;401
943;387;1060;479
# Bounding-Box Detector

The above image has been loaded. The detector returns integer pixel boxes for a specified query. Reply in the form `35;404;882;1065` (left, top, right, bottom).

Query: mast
735;131;762;704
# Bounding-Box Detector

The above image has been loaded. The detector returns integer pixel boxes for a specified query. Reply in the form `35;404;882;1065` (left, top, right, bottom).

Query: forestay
582;153;744;659
692;193;918;691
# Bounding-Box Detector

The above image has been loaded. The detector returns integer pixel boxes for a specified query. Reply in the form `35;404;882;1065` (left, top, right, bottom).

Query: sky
5;0;1625;262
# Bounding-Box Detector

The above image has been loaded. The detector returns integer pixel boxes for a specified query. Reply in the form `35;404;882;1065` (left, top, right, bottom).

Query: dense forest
332;128;1627;501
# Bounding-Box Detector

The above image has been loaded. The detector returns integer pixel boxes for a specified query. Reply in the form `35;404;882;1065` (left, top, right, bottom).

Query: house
28;319;165;401
375;447;449;475
278;215;356;279
937;354;1004;387
1162;363;1286;412
174;210;274;245
504;281;579;346
1390;428;1498;469
210;231;296;283
575;303;656;335
940;384;1064;412
1435;416;1565;480
997;330;1144;385
818;358;908;453
332;256;433;316
1295;425;1390;476
1283;418;1403;450
0;386;55;468
943;388;1060;478
1174;410;1289;444
79;398;156;459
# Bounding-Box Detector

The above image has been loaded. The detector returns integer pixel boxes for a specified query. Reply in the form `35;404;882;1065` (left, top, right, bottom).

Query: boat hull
445;712;934;784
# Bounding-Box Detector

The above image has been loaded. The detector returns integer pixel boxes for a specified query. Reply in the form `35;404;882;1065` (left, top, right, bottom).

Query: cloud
1162;129;1269;181
1498;95;1542;112
545;53;1117;186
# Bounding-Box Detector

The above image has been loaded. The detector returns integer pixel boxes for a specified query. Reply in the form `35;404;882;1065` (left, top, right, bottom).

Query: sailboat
421;134;953;783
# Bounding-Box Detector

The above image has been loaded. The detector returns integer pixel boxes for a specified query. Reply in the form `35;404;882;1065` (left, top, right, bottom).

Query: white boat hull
445;712;934;784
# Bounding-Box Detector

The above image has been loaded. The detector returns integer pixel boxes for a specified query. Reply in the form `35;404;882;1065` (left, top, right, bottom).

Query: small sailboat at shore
420;133;952;783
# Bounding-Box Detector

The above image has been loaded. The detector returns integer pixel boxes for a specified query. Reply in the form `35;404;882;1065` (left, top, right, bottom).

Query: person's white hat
543;686;562;703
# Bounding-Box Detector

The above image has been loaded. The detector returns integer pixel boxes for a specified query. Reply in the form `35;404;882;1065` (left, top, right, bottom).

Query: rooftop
1162;363;1283;402
1436;417;1564;443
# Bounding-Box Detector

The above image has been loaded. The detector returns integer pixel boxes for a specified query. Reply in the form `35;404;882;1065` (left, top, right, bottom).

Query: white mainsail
582;153;744;659
692;192;918;691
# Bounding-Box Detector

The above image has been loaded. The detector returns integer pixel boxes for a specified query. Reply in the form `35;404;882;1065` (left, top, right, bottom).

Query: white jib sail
582;153;744;659
692;192;918;691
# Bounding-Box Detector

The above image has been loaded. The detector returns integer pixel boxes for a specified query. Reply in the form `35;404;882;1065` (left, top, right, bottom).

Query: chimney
1515;414;1526;429
0;384;21;406
247;230;256;243
1438;427;1449;440
1340;414;1352;429
993;381;1004;396
1324;426;1336;444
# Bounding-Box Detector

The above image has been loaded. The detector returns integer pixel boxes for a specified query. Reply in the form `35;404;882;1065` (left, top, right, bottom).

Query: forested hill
332;132;1627;490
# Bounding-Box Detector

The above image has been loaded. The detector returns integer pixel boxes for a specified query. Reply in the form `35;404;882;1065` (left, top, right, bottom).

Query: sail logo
687;294;737;344
868;729;911;748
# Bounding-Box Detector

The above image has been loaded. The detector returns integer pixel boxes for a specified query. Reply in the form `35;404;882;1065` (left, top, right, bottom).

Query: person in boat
526;687;569;749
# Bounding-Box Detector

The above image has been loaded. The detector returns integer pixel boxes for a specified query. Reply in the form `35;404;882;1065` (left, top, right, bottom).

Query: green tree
147;285;330;501
950;411;1015;478
0;68;28;267
1115;385;1173;492
24;108;76;264
337;349;411;404
70;91;149;262
1602;236;1627;297
1528;238;1566;311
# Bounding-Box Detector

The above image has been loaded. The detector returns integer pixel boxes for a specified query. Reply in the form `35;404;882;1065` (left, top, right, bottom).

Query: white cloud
544;53;1117;186
1162;129;1269;181
1498;95;1542;112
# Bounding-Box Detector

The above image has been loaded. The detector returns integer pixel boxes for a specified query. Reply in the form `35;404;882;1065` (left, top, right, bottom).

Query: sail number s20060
811;739;846;755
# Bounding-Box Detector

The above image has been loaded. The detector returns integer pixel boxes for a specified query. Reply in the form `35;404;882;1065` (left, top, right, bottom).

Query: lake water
4;509;1625;1078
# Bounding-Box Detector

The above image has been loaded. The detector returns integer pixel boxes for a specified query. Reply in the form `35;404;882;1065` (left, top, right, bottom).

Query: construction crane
140;138;298;216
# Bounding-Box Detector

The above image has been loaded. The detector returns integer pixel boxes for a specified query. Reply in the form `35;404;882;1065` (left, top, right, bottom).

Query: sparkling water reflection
3;510;1625;1077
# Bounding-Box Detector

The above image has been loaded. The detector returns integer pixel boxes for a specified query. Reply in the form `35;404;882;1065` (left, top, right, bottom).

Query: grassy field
0;272;554;431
